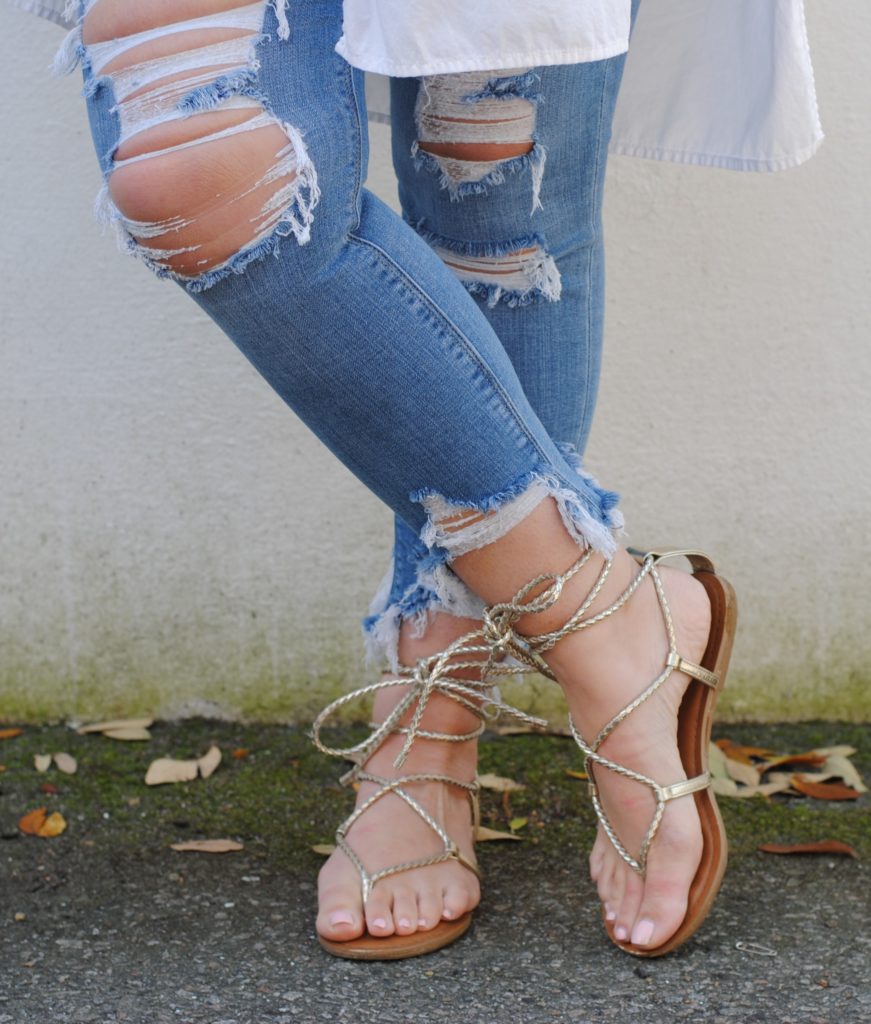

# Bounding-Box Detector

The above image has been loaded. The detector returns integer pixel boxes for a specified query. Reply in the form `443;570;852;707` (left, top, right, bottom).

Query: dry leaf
708;742;730;781
715;739;779;764
53;753;77;775
761;751;827;772
170;839;243;854
758;840;858;859
311;843;336;856
812;746;857;758
728;780;793;799
564;769;588;780
231;748;250;759
19;808;48;835
821;754;868;794
0;765;7;773
39;812;67;838
78;717;154;735
791;775;861;801
145;757;199;786
197;745;222;779
475;826;522;842
18;808;67;837
509;817;528;833
478;773;526;793
0;728;23;740
40;782;59;795
102;727;152;742
33;754;51;773
724;757;761;787
711;776;739;797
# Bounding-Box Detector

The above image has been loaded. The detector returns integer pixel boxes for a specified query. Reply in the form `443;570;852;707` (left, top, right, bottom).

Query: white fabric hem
609;133;825;174
6;0;70;25
334;38;630;78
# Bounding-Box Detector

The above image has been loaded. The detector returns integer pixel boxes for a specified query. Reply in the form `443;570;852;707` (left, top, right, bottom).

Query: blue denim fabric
368;51;633;663
70;0;624;665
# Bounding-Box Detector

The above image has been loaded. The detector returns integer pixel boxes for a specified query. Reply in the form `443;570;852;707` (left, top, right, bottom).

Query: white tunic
10;0;823;172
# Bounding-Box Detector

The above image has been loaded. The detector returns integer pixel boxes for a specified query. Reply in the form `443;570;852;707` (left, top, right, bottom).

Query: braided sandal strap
481;549;720;876
311;621;549;901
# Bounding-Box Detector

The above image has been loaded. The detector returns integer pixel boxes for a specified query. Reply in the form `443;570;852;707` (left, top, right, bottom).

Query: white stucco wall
1;3;869;724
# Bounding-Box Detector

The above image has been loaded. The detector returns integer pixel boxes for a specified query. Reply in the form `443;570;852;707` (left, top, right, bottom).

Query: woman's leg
342;55;631;944
70;0;711;952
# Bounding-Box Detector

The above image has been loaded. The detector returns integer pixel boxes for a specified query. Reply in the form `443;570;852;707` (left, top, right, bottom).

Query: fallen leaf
708;742;731;781
760;751;827;772
715;739;779;764
812;746;857;758
39;782;59;795
311;844;335;856
53;753;77;775
478;773;526;793
39;812;67;837
145;757;199;786
33;754;51;773
231;748;250;759
475;826;522;842
728;780;793;799
0;765;6;773
14;912;26;922
78;717;154;735
18;808;67;837
711;776;739;797
564;769;588;780
791;775;861;801
509;817;528;833
19;808;47;835
170;839;243;854
820;754;868;794
197;745;222;779
101;727;152;742
724;757;761;788
0;728;23;740
126;796;141;807
758;840;858;859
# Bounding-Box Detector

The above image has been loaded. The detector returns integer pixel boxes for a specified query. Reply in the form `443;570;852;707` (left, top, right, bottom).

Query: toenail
443;909;454;919
615;925;629;942
398;918;412;930
604;905;616;922
329;910;354;927
632;919;656;946
418;918;428;927
372;917;387;930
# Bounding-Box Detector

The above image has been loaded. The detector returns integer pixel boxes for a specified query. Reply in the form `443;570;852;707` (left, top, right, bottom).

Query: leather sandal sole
607;565;738;957
318;912;472;960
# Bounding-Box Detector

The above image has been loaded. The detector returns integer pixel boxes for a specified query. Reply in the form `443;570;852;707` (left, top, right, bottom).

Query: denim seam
344;59;366;234
345;230;557;471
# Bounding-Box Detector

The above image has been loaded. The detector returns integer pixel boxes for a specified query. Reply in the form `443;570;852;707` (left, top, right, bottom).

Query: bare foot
542;551;712;950
316;689;481;942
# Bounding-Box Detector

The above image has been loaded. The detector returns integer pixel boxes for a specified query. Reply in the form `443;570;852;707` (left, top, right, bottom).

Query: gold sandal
477;547;737;957
311;632;547;960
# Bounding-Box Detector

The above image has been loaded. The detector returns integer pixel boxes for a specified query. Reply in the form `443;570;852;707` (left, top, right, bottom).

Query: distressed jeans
63;0;632;667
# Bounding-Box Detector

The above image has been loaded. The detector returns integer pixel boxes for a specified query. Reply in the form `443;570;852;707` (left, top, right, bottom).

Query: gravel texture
1;722;868;1024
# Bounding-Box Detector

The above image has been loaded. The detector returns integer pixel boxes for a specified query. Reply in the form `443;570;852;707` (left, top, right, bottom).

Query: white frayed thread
420;484;550;558
51;24;82;76
435;245;561;306
419;477;620;563
272;0;291;39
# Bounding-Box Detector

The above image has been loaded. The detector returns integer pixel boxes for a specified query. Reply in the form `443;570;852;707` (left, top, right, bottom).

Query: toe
613;869;644;945
629;824;702;948
391;887;419;935
442;882;475;921
316;883;364;941
364;888;395;937
417;887;443;932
